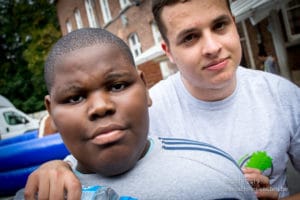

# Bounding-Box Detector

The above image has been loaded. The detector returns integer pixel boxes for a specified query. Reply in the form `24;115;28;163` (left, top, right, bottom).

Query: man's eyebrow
212;14;231;24
176;14;232;41
176;28;198;41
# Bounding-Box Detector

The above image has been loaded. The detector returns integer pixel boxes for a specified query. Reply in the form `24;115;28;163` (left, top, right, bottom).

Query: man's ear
231;15;236;23
138;70;152;107
161;40;174;63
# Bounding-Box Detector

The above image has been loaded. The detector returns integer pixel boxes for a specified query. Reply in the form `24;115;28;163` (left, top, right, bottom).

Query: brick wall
138;61;162;88
56;0;88;35
56;0;163;87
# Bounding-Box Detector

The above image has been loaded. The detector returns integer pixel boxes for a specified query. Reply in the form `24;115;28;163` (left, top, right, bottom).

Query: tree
0;0;61;113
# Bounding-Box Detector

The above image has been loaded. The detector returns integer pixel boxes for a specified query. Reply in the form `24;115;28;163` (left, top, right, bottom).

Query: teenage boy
24;0;300;199
18;28;256;200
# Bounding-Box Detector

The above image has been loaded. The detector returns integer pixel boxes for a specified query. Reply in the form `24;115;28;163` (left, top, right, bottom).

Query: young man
149;0;300;199
17;28;257;200
24;0;300;199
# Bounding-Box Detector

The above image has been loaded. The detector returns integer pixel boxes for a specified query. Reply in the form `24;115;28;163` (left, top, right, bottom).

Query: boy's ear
44;94;58;125
161;41;174;63
138;70;152;107
44;95;52;116
43;95;58;134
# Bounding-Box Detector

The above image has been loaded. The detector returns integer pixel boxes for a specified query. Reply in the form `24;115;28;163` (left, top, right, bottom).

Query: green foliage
0;0;61;113
245;151;272;171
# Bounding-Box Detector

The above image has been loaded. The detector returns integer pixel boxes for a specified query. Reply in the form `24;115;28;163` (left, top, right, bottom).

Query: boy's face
45;44;151;176
161;0;242;98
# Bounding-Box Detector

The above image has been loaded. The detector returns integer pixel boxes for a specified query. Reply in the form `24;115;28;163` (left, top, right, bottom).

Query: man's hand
24;160;81;200
243;168;279;200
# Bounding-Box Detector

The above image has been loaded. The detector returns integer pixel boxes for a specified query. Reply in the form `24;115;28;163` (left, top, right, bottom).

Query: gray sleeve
279;81;300;172
63;154;78;170
14;188;25;200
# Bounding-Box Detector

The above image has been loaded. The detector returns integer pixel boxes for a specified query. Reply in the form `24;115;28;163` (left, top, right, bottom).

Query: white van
0;95;39;140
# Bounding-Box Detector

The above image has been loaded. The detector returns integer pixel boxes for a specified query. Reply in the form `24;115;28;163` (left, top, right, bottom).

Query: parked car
0;95;39;140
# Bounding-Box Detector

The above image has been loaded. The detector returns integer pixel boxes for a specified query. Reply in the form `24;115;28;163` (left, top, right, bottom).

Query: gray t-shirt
70;137;256;200
15;137;256;199
149;66;300;198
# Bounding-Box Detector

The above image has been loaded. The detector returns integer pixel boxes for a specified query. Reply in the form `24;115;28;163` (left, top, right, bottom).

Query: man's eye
214;21;227;31
183;34;196;44
111;83;126;92
69;95;84;103
182;33;199;46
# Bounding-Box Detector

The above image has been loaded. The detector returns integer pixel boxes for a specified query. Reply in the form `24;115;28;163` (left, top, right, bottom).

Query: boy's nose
87;92;115;121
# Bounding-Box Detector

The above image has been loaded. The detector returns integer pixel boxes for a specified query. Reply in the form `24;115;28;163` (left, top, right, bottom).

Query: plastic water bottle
81;185;138;200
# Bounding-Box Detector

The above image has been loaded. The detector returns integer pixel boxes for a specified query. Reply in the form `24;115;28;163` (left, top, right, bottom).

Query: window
151;21;162;44
159;61;170;79
66;19;72;33
74;8;83;29
100;0;112;24
159;61;177;79
3;111;28;125
119;0;131;9
129;33;142;58
283;0;300;41
85;0;99;28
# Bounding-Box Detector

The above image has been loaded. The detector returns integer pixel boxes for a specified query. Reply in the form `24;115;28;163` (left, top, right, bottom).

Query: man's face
45;44;151;176
161;0;242;99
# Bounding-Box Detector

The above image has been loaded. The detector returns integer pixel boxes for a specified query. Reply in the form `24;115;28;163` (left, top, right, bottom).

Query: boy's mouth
90;124;126;145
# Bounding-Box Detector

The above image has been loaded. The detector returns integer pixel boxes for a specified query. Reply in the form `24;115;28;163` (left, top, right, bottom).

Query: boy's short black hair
44;28;135;93
152;0;231;45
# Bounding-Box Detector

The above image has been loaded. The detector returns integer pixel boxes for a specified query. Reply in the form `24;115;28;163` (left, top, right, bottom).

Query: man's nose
87;92;115;121
201;32;222;57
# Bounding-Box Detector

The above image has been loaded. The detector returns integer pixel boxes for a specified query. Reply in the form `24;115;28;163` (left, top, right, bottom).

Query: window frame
66;19;72;33
85;0;99;28
151;21;162;44
74;8;83;29
128;33;142;58
119;0;131;9
282;0;300;41
100;0;112;24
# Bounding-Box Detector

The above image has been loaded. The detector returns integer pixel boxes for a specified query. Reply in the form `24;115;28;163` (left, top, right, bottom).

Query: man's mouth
203;59;228;71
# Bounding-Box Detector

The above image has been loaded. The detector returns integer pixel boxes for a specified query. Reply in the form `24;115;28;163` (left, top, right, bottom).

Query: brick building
56;0;171;88
55;0;300;87
232;0;300;85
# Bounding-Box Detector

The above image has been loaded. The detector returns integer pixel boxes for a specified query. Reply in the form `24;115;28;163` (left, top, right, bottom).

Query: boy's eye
111;83;126;92
69;95;84;103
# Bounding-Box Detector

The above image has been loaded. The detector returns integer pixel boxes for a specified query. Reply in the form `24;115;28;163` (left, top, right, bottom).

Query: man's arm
24;160;81;200
280;193;300;200
243;168;300;200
